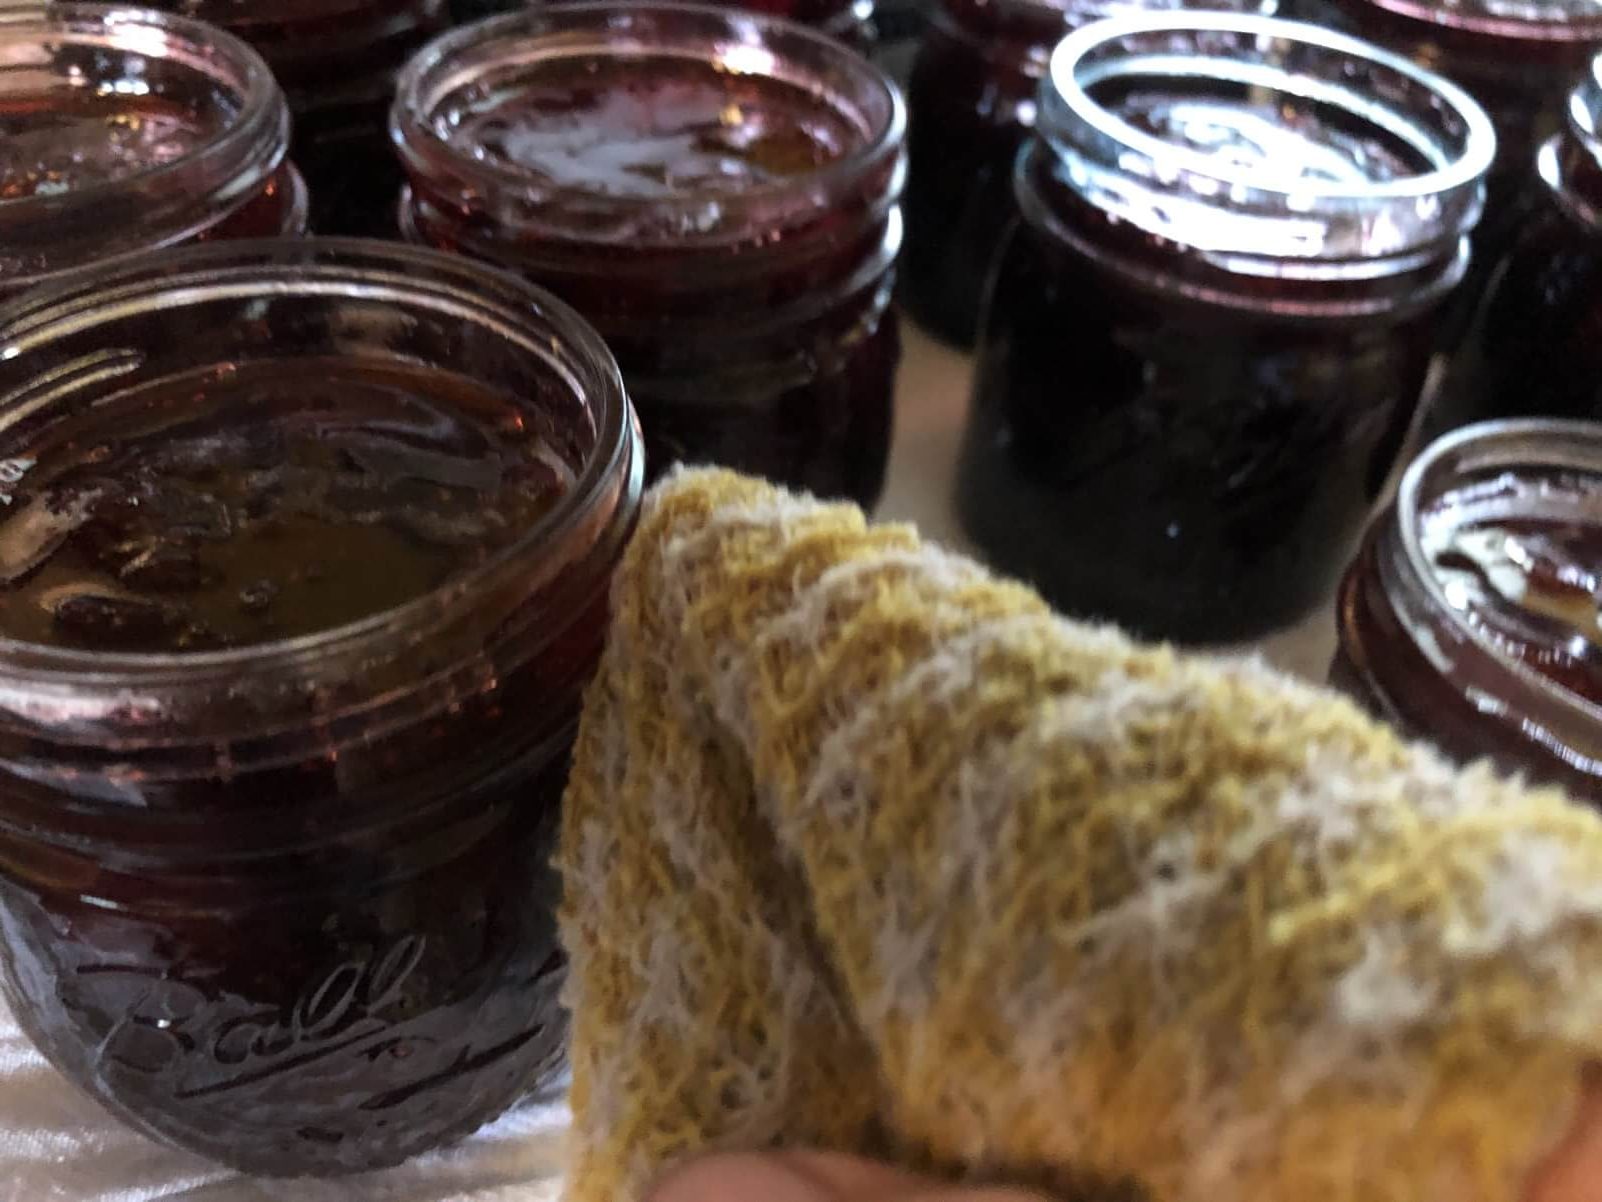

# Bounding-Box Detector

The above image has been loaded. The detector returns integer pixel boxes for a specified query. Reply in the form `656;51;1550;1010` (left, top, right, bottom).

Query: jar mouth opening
0;3;283;216
390;0;905;247
1395;418;1602;726
1041;13;1494;260
0;238;636;685
1342;0;1602;43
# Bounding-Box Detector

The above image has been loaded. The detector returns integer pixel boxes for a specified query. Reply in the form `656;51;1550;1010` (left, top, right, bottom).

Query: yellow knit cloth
558;469;1602;1202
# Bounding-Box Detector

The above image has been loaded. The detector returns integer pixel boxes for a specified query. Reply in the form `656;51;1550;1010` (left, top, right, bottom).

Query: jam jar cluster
0;240;642;1175
955;14;1493;642
392;3;907;508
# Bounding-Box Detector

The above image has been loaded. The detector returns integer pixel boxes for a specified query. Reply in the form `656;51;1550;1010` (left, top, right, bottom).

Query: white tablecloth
0;325;1340;1199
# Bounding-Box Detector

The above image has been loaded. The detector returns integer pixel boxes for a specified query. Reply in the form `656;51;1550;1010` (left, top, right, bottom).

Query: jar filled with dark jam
148;0;451;235
393;2;904;509
0;5;307;298
956;14;1494;643
899;0;1276;347
0;239;642;1175
1334;420;1602;803
1434;56;1602;430
1323;0;1602;299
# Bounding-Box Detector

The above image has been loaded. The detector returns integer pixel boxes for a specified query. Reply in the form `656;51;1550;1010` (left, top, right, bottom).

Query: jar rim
0;4;290;284
1393;418;1602;725
0;237;638;687
390;0;906;246
1041;13;1494;261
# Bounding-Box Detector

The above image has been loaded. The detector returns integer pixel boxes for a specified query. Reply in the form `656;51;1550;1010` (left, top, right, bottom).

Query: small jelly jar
1322;0;1602;307
899;0;1276;347
0;239;642;1174
1433;55;1602;429
0;5;307;297
956;14;1493;643
148;0;451;235
1333;420;1602;804
392;2;905;509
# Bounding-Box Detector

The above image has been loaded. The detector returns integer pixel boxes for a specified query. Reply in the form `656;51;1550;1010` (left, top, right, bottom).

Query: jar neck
1016;139;1467;318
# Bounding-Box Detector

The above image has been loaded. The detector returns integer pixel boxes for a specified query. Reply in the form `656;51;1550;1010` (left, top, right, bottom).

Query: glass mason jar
1433;54;1602;430
1333;420;1602;804
0;5;307;298
899;0;1277;347
146;0;451;235
1322;0;1602;340
0;239;643;1175
393;2;905;510
956;14;1494;643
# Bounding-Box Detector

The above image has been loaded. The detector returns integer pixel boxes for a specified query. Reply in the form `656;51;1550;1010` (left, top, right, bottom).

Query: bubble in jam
437;53;862;200
1422;470;1602;707
0;358;575;652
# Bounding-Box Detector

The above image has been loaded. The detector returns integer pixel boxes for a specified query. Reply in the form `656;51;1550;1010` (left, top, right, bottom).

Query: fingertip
645;1152;846;1202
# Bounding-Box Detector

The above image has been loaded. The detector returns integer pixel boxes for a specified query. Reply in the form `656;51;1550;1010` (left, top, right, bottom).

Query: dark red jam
0;240;642;1175
147;0;450;235
1335;420;1602;802
0;6;306;295
956;14;1492;642
1323;0;1602;337
899;0;1275;347
0;360;568;651
393;3;904;508
1433;59;1602;430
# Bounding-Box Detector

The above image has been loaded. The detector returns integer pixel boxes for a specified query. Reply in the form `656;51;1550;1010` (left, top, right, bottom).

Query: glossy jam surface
441;56;858;199
0;360;568;651
1420;472;1602;706
402;29;901;507
0;95;211;199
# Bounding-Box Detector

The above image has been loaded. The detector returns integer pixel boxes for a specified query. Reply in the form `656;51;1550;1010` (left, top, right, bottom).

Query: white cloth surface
0;997;569;1202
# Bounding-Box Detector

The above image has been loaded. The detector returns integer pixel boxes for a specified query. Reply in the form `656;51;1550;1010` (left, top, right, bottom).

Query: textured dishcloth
558;468;1602;1202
